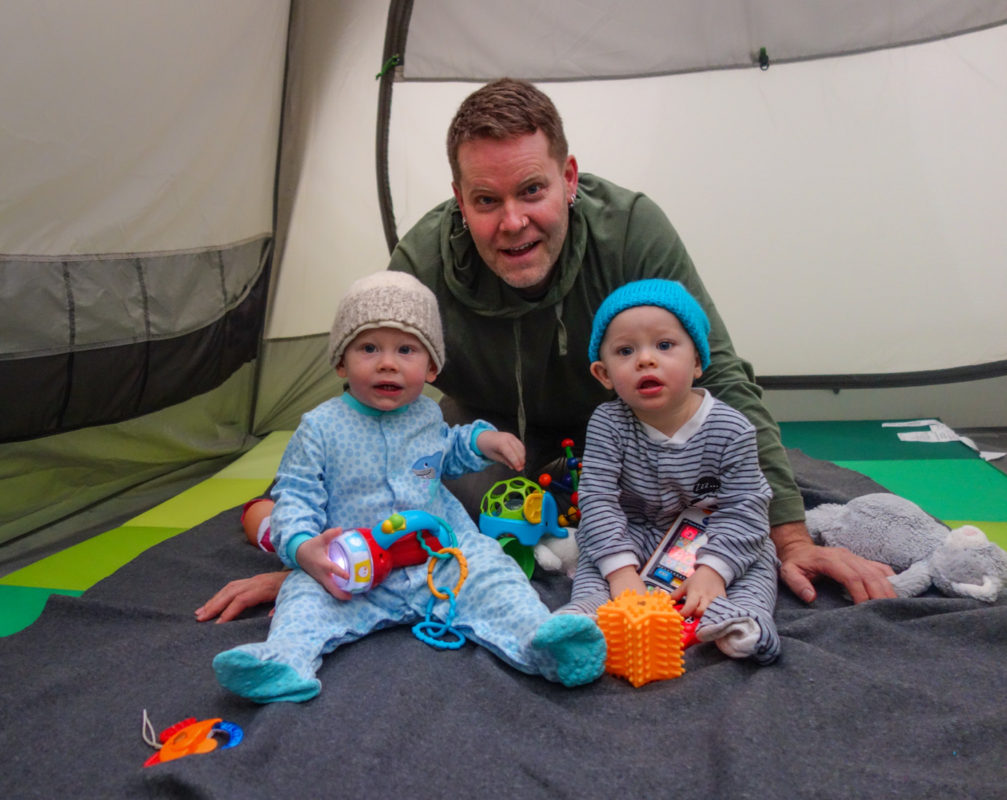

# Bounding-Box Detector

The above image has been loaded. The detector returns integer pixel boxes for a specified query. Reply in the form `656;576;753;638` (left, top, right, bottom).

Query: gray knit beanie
328;271;445;371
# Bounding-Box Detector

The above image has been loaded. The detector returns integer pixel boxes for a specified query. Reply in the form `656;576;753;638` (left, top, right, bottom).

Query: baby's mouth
637;378;663;393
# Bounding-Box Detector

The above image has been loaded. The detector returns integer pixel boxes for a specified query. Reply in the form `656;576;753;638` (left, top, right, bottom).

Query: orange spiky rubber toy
597;590;686;687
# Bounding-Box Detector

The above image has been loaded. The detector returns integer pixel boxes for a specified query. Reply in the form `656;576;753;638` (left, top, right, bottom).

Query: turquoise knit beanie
588;279;711;369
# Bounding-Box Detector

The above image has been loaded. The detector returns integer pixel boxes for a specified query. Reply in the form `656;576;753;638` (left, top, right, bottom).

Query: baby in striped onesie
563;279;780;664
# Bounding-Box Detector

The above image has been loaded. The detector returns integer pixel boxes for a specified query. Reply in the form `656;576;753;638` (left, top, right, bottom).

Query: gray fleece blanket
1;452;1005;799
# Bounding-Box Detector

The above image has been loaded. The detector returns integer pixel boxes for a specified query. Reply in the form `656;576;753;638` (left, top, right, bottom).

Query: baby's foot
696;616;780;665
531;614;606;686
213;648;321;703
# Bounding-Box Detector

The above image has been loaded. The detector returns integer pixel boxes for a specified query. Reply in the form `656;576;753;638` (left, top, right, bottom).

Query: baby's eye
657;340;672;351
616;346;633;357
362;343;378;354
398;344;415;355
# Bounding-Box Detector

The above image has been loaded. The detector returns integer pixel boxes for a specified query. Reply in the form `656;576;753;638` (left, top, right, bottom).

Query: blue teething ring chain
412;590;466;649
403;514;467;649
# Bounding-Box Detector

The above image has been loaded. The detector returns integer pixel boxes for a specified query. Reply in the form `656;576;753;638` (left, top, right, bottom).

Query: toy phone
641;507;712;593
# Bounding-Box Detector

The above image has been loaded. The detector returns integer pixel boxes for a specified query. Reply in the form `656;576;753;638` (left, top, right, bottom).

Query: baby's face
337;327;437;411
590;305;702;421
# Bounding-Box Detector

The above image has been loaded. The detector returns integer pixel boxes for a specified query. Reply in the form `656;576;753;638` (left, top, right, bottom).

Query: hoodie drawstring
512;303;566;446
512;319;527;443
554;299;568;357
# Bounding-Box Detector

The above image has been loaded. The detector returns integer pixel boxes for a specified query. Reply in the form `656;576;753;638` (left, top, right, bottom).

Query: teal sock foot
532;614;606;687
213;648;321;704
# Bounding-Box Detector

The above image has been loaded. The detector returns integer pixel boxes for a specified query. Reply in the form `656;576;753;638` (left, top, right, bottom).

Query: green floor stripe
127;477;271;529
0;526;186;591
943;520;1007;550
213;431;292;480
780;420;979;463
1;436;292;638
0;585;82;637
836;459;1007;522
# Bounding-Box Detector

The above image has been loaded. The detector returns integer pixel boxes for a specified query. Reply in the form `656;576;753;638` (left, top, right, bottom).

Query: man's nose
499;200;527;233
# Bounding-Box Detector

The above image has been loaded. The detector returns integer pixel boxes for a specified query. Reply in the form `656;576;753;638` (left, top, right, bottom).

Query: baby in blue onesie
213;271;606;702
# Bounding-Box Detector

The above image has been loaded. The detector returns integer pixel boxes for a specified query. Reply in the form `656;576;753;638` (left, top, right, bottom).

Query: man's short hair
446;78;568;183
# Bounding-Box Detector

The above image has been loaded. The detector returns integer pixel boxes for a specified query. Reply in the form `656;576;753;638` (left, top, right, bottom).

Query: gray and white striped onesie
566;389;781;664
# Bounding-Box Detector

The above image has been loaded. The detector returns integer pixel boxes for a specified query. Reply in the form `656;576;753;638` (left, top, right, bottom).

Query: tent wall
0;238;270;442
260;0;1007;435
252;0;391;433
389;12;1007;379
3;0;1005;552
0;1;289;546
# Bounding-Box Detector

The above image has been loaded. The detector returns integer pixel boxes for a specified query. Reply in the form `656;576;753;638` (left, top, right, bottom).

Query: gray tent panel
0;236;270;442
404;0;1007;80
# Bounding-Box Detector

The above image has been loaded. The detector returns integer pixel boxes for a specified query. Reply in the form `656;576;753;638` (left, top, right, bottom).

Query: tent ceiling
404;0;1007;80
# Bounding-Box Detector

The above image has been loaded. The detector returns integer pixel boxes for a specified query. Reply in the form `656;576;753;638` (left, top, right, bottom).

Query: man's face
452;130;578;295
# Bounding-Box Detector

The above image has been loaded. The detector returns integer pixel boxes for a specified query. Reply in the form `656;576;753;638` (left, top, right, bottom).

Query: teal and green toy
479;439;583;548
479;476;569;547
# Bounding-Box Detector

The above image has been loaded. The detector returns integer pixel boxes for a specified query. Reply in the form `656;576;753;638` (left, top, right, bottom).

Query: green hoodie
389;173;804;527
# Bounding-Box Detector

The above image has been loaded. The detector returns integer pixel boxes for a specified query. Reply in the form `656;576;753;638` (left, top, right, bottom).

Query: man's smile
500;240;539;257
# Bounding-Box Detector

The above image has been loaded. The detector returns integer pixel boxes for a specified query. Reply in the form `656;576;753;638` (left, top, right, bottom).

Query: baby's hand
670;565;726;619
606;564;648;599
476;430;526;471
295;528;352;601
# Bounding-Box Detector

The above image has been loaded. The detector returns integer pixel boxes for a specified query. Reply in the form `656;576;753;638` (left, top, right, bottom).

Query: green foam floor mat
4;424;1004;638
779;420;981;462
1;431;292;636
0;585;82;637
944;520;1007;550
835;459;1007;522
0;525;186;592
128;477;271;529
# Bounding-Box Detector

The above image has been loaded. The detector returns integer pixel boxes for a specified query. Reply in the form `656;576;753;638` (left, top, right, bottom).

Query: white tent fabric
1;0;285;256
2;0;1006;550
269;1;1007;387
388;26;1007;377
404;0;1007;80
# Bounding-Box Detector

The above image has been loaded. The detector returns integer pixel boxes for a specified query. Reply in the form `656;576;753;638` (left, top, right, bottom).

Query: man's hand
772;521;896;604
606;564;648;599
669;564;726;619
295;528;352;602
195;571;288;623
476;430;526;471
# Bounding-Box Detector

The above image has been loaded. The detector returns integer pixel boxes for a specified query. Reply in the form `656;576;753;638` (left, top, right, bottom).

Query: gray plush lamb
805;492;1007;602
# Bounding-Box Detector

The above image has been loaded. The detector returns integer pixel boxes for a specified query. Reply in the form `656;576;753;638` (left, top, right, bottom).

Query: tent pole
376;0;414;254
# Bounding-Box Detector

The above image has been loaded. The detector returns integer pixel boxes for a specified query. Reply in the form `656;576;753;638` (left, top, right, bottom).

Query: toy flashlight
328;510;449;593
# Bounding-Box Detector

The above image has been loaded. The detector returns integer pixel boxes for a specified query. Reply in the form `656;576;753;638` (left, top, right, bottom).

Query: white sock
698;616;760;659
